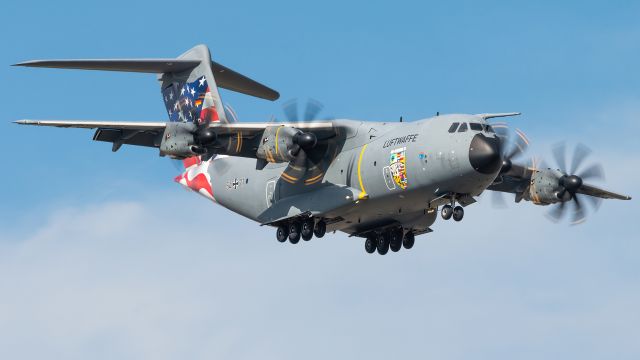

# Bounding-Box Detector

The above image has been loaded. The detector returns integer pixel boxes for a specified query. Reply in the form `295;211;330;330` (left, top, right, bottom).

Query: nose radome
469;133;501;174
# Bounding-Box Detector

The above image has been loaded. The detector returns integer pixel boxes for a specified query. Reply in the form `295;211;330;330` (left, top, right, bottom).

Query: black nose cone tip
469;134;502;174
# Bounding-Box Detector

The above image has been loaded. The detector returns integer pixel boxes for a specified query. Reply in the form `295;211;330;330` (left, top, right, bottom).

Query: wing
577;183;631;200
15;119;168;152
487;162;631;201
14;119;334;153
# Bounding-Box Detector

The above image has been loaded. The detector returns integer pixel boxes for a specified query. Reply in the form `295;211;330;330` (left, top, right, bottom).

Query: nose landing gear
441;200;464;222
452;206;464;221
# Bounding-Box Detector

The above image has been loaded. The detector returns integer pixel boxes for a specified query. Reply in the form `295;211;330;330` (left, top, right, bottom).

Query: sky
0;1;639;359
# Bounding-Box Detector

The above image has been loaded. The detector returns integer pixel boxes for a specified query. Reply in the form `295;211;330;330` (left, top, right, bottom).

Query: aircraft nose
469;133;501;174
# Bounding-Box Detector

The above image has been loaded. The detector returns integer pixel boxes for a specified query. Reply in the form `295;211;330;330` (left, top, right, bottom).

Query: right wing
487;162;631;201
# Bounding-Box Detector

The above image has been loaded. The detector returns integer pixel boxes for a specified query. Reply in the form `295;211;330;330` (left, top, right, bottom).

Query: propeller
491;122;530;176
488;122;531;207
278;99;336;184
170;103;239;173
545;142;605;225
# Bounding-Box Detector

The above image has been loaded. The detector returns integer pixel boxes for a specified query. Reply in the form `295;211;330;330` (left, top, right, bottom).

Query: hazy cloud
0;185;638;359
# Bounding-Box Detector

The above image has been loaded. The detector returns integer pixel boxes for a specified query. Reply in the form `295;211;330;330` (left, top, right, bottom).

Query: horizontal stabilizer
13;58;280;101
13;59;200;73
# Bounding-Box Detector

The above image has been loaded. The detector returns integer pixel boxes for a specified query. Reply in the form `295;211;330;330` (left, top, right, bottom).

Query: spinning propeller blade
545;142;607;225
279;98;334;184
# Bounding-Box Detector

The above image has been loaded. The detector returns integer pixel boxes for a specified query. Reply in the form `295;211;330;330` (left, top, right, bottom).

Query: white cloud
0;184;638;360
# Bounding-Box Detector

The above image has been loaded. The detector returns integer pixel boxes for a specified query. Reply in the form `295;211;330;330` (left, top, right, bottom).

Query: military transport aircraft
14;44;632;255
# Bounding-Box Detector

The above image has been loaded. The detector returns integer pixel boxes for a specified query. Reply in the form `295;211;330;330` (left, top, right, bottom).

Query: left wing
14;119;166;130
14;119;335;155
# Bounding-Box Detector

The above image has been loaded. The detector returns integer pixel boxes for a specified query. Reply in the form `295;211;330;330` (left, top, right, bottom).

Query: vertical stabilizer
160;44;229;124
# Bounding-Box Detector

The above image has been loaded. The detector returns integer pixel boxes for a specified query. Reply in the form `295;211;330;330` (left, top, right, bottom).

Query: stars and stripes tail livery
160;45;228;125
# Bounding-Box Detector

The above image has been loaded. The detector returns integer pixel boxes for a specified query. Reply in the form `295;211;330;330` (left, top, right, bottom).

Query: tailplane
14;44;280;125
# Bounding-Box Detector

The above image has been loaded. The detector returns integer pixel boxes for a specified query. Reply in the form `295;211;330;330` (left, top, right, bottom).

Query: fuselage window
470;123;483;131
485;124;495;133
448;122;459;133
458;123;468;132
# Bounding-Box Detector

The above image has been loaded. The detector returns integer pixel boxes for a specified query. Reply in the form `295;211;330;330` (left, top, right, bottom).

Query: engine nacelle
159;122;203;158
525;169;564;205
256;126;300;163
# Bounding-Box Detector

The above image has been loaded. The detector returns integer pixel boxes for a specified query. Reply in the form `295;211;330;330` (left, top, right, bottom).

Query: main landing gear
365;228;415;255
441;203;464;222
276;219;326;244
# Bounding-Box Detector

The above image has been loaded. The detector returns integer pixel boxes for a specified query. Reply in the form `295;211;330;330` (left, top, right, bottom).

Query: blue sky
0;1;639;359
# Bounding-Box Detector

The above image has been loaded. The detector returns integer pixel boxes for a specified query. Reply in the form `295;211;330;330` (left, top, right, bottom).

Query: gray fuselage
206;114;499;236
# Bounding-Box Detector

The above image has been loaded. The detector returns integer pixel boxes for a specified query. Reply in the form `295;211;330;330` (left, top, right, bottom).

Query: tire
389;229;402;252
301;219;314;241
313;220;327;238
276;225;288;243
365;236;376;254
441;205;453;220
376;233;389;255
289;222;301;244
453;206;464;222
403;232;415;249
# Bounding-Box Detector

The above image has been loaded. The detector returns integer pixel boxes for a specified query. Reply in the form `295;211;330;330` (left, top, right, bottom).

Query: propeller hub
500;158;512;174
561;175;583;192
196;128;217;145
294;132;317;151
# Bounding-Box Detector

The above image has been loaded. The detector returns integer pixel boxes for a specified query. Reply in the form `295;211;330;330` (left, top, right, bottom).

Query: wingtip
11;61;31;67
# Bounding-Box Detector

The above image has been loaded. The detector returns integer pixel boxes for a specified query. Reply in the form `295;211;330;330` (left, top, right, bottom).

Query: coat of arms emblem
389;147;408;189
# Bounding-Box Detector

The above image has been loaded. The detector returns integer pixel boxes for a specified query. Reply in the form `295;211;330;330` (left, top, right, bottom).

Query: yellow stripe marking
304;173;324;185
235;131;242;153
275;126;282;159
357;144;368;199
281;172;298;182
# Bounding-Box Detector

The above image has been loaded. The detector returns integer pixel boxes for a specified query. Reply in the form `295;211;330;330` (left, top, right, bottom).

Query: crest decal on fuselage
389;147;408;190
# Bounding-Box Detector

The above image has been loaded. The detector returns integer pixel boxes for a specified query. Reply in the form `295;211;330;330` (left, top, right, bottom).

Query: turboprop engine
525;169;565;205
256;126;317;163
159;122;217;158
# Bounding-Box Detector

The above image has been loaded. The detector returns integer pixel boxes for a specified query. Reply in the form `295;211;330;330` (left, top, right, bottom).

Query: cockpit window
484;124;495;133
448;122;459;133
458;123;468;132
470;123;483;131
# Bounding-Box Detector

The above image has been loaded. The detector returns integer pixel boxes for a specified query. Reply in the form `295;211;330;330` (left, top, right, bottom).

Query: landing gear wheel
376;233;390;255
313;220;327;238
365;236;376;254
301;219;314;241
288;222;301;244
452;206;464;222
389;229;402;252
276;225;288;243
441;205;453;220
403;232;415;249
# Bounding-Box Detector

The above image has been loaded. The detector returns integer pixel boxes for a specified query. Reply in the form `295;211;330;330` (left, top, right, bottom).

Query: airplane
13;44;632;255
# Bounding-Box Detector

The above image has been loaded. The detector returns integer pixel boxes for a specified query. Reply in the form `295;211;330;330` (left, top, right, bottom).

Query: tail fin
14;44;280;125
160;45;229;124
